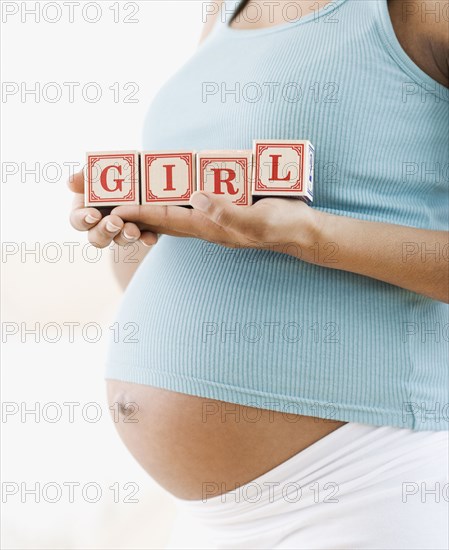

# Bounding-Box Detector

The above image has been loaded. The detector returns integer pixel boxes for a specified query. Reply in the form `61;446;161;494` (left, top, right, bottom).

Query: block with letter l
253;140;314;203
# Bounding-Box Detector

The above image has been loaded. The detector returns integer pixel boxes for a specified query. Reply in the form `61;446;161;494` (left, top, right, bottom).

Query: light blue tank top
106;0;449;430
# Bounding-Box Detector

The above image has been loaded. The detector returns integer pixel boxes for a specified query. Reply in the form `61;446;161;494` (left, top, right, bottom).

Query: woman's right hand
68;170;158;248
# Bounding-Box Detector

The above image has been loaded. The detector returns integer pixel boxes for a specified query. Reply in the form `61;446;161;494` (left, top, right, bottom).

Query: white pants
166;422;449;549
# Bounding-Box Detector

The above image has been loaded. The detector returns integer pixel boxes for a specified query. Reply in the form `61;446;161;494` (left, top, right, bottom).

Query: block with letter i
197;151;253;206
253;140;314;203
140;151;196;206
85;151;140;207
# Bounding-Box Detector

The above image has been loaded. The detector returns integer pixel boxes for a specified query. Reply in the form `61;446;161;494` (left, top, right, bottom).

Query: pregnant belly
107;379;346;500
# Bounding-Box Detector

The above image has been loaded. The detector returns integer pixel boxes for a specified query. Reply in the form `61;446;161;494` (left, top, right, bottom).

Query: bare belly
107;380;346;500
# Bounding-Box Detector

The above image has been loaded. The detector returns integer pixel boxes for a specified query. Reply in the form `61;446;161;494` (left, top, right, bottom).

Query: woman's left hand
111;191;322;261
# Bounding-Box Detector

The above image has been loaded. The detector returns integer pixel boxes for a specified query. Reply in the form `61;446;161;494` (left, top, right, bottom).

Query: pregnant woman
69;0;449;548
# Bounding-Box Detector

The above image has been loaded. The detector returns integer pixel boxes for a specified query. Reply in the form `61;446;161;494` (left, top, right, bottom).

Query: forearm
309;212;449;303
108;195;448;302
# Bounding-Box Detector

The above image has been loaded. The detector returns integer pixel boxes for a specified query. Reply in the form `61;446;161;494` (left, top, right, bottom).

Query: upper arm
199;1;224;44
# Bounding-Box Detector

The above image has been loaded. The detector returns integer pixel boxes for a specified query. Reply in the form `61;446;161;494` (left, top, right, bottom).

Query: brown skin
388;0;449;88
108;384;346;500
70;0;449;500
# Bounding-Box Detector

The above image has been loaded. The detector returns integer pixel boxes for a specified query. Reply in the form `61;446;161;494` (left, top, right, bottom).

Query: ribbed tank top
106;0;449;430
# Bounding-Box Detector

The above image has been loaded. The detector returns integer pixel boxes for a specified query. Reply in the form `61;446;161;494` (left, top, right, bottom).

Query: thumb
189;191;252;233
67;170;85;194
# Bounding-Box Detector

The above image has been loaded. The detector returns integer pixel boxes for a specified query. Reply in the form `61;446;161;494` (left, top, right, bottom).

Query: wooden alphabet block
141;151;196;206
253;140;314;203
85;151;140;207
197;151;253;206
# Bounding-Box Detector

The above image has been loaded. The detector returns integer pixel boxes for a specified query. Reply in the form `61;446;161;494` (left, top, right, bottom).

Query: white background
1;1;206;547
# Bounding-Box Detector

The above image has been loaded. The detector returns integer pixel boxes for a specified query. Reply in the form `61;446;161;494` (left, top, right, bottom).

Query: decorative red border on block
254;143;303;193
87;154;136;203
198;156;250;206
144;152;194;203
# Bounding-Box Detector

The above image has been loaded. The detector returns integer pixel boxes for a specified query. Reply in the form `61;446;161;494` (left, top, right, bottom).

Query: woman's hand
68;177;448;302
112;190;449;302
111;191;322;260
67;170;158;248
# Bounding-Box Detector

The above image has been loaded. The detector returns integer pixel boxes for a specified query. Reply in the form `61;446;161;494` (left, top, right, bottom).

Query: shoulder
199;1;224;44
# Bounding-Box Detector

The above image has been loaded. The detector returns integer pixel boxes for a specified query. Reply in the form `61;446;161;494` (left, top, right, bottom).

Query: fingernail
140;234;159;247
85;214;100;224
123;230;136;241
140;239;153;248
190;192;211;212
106;221;121;233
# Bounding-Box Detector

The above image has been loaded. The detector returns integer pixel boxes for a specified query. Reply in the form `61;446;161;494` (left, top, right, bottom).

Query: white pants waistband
167;422;449;549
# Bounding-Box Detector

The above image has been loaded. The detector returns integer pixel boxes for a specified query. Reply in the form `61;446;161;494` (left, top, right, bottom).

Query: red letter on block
141;151;196;206
197;151;253;206
85;151;139;207
253;140;314;203
211;168;239;195
100;165;124;192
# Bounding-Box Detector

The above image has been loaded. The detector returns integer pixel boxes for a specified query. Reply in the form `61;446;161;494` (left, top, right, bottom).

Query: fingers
111;204;192;232
111;204;230;241
67;170;85;194
69;176;103;231
70;203;103;231
87;218;157;249
189;192;268;237
113;222;141;246
139;231;159;247
68;169;159;248
113;224;159;248
70;187;159;248
88;214;124;248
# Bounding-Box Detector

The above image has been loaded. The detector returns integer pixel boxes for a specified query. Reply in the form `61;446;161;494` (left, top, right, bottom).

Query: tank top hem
105;362;449;432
